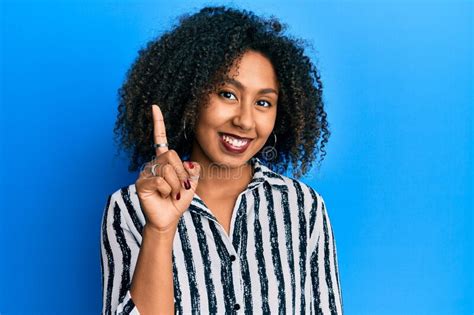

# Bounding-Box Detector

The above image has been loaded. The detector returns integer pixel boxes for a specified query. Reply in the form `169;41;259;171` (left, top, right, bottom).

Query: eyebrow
223;78;279;96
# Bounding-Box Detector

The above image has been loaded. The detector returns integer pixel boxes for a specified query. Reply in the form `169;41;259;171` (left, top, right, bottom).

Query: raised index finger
152;104;169;156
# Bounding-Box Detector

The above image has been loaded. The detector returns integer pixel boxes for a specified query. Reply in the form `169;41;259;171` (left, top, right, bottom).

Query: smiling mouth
218;132;253;153
219;133;253;146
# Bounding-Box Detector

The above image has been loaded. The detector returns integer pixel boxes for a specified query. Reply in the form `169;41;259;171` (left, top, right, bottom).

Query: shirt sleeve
309;192;343;315
100;192;141;315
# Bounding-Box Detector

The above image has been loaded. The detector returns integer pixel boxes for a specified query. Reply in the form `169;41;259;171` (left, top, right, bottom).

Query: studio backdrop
0;0;472;314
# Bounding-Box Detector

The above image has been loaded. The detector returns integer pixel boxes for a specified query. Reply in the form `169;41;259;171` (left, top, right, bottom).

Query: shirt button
230;255;236;262
233;303;240;310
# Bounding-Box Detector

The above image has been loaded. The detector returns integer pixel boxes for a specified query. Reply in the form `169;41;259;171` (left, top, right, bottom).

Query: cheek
194;111;225;141
258;111;277;135
198;100;230;127
209;103;232;121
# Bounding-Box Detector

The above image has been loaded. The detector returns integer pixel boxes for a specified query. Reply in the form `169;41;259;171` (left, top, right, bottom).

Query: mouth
218;132;254;154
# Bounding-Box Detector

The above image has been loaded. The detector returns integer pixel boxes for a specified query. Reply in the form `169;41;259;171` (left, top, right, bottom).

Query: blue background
1;0;472;314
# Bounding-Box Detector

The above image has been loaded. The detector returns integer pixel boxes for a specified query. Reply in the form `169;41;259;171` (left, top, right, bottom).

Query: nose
232;102;255;131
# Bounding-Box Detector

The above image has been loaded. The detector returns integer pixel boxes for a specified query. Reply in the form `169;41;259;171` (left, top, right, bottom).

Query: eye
219;91;272;107
257;100;272;107
219;90;237;100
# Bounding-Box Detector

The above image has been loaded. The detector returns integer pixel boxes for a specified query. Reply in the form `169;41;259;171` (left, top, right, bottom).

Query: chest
203;197;238;236
170;198;314;315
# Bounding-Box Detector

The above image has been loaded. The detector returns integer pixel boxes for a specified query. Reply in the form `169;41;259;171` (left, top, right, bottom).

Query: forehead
225;51;279;89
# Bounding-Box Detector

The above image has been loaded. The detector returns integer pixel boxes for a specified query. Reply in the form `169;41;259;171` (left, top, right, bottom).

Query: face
191;50;279;169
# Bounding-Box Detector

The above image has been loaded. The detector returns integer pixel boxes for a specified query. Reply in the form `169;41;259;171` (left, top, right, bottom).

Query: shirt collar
246;156;266;190
188;156;285;221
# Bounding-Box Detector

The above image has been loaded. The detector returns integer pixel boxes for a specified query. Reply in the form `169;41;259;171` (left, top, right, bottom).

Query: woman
101;5;343;315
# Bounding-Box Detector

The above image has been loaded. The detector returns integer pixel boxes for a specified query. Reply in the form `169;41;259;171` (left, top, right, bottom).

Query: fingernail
188;162;194;169
184;179;191;190
176;192;181;200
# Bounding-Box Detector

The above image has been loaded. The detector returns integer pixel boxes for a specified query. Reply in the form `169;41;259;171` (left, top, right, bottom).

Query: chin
213;149;254;166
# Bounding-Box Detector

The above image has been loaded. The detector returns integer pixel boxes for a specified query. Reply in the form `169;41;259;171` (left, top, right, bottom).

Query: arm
100;193;141;315
100;193;176;315
309;193;343;315
101;105;199;314
130;224;176;315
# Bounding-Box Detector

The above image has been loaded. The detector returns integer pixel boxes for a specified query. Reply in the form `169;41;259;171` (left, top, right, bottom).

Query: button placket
227;250;243;312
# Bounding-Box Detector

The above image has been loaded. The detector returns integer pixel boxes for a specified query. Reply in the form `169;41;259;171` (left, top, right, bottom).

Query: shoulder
265;170;329;246
283;174;326;221
111;183;137;198
259;160;325;212
106;184;140;211
102;184;145;231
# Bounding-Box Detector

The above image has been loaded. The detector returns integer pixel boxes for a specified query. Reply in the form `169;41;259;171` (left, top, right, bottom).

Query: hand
135;104;201;234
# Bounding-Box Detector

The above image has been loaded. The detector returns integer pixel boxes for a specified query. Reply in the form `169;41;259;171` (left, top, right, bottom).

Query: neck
190;146;254;199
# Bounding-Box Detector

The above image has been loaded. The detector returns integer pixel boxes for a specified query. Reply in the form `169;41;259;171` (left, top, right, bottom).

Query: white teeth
222;134;249;147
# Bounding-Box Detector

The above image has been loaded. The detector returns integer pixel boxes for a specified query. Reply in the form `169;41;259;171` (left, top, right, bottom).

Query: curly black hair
113;5;331;179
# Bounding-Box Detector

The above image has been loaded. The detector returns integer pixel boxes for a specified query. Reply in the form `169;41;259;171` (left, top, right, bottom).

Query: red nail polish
184;179;191;190
176;192;181;200
189;162;194;169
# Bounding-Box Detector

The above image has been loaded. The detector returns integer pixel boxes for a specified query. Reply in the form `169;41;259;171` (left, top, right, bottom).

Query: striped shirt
100;156;343;314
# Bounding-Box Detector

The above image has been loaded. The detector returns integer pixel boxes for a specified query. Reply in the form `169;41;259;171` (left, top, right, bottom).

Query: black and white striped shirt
101;156;343;314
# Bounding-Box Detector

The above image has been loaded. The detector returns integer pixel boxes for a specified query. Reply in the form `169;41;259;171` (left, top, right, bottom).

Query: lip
219;132;254;140
218;133;253;154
